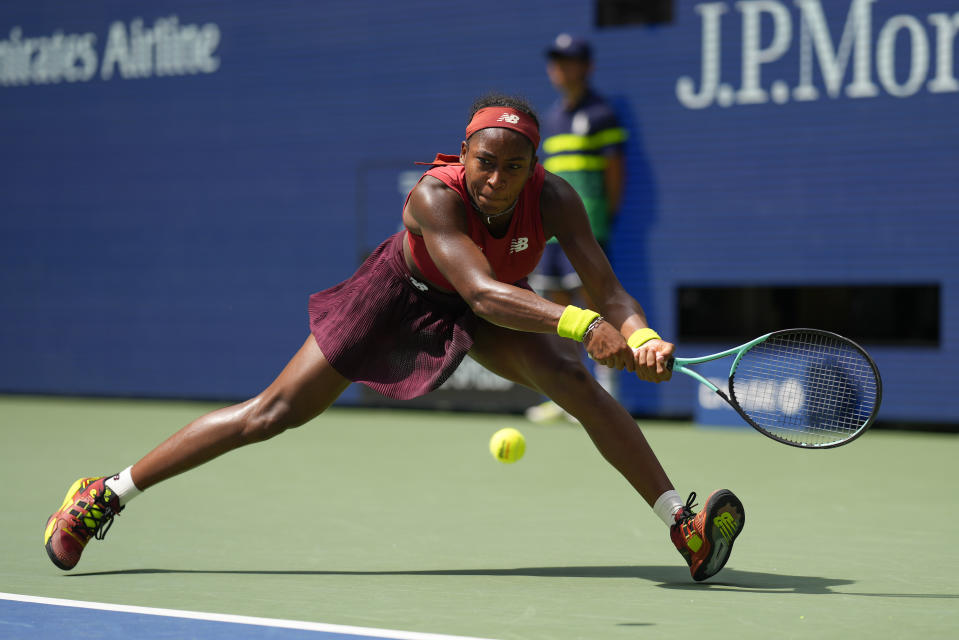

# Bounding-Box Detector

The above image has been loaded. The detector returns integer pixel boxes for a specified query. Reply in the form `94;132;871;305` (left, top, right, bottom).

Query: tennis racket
668;328;882;448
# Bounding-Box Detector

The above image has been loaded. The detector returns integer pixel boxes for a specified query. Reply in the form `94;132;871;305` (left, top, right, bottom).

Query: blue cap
546;33;592;61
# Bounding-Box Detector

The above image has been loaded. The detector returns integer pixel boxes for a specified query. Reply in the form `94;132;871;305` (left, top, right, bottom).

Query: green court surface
2;395;957;639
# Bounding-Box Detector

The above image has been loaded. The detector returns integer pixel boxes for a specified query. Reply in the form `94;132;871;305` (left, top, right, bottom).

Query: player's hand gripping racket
667;328;882;448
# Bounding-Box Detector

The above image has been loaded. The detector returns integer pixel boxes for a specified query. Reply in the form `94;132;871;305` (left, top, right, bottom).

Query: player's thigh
257;335;351;427
468;319;590;396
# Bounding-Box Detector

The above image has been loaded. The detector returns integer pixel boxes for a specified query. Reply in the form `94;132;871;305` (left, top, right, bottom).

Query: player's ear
460;140;468;164
529;154;538;176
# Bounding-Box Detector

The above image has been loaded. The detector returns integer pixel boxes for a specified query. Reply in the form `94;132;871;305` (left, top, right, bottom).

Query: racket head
726;329;882;448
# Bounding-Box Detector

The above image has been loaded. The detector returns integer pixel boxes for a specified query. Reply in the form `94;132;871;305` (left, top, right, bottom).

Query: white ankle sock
653;490;684;527
104;466;142;506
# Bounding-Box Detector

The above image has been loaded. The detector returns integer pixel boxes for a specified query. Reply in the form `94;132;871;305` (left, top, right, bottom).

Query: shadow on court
61;564;929;596
67;565;959;600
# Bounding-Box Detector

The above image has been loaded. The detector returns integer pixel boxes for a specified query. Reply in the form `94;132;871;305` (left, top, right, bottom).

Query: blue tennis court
0;593;492;640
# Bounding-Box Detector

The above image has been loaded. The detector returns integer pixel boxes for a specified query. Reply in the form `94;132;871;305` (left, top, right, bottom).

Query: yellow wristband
627;328;661;349
557;305;601;342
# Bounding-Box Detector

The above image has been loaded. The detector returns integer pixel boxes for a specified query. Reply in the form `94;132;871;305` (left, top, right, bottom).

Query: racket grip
665;357;675;371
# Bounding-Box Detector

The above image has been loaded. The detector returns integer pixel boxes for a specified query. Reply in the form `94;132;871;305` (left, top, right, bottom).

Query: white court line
0;592;497;640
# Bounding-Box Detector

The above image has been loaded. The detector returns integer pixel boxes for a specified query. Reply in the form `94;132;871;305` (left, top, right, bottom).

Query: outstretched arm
541;172;673;381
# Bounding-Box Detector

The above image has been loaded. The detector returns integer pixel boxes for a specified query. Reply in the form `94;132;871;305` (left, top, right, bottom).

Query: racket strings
729;331;879;446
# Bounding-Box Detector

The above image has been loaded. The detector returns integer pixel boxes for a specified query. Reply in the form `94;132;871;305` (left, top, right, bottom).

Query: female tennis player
43;93;744;582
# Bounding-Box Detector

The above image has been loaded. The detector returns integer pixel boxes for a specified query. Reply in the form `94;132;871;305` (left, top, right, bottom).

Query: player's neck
468;192;518;228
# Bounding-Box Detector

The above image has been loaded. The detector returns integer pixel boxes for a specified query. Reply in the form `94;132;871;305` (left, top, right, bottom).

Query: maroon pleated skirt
308;232;476;400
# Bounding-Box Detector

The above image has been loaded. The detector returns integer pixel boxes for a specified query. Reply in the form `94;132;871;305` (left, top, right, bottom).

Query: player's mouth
467;185;517;217
478;193;510;210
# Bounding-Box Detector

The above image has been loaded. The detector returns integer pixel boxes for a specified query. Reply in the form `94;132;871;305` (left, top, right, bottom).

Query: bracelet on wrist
582;316;605;345
627;327;661;349
557;305;601;342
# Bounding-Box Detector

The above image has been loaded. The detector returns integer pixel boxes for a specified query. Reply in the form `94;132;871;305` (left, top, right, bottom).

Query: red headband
465;107;540;150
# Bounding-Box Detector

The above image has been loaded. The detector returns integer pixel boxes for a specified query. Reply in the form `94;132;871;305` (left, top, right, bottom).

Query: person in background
527;33;629;423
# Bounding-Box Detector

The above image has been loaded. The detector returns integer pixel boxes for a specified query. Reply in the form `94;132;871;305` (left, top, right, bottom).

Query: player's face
460;129;537;216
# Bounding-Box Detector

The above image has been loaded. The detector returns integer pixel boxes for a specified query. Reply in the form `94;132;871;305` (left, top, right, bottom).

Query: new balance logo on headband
466;107;540;148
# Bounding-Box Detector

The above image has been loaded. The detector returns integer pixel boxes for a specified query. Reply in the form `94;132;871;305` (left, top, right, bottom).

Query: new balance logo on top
496;113;520;124
409;276;428;291
510;237;529;254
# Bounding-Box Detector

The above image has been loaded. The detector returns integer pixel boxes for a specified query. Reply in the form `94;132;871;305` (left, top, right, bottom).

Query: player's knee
549;356;595;392
240;395;306;443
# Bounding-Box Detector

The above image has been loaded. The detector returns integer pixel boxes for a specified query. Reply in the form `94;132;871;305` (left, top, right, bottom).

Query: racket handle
633;347;675;371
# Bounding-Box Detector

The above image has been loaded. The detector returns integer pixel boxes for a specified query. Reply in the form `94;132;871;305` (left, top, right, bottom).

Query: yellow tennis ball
489;428;525;464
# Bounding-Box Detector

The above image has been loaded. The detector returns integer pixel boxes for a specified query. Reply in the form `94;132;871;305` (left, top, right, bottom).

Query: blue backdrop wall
2;1;956;423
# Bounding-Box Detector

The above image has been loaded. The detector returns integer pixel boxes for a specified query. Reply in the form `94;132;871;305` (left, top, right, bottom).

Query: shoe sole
44;531;73;571
693;489;745;582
